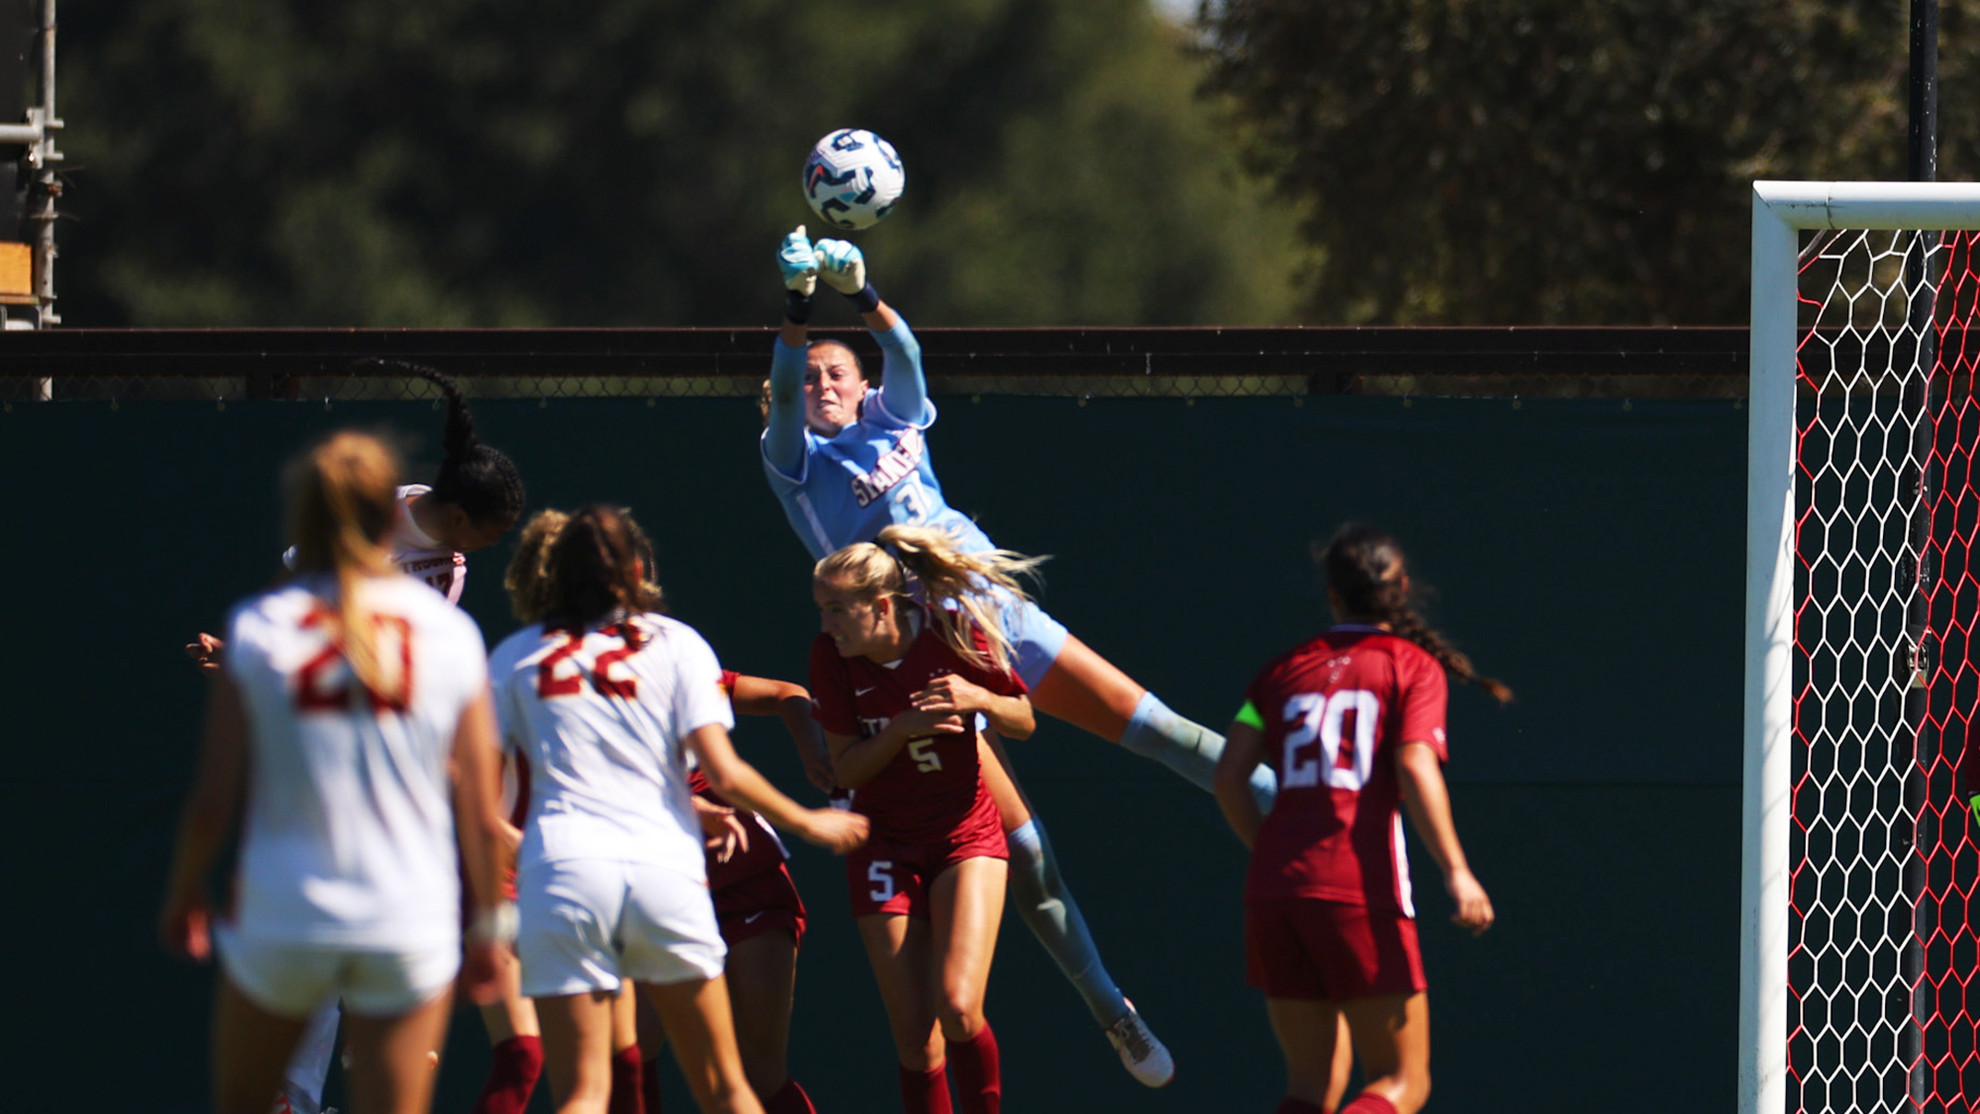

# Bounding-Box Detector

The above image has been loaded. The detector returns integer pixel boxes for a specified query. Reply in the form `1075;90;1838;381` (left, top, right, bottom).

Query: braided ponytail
1322;523;1512;704
352;358;526;529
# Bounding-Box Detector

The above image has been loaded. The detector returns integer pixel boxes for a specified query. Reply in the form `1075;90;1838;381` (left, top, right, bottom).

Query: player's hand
159;890;213;961
801;737;839;795
693;797;750;862
798;807;868;854
497;820;523;873
460;940;505;1006
184;632;226;672
912;673;994;717
815;238;867;295
1446;868;1494;936
778;226;818;295
891;707;968;739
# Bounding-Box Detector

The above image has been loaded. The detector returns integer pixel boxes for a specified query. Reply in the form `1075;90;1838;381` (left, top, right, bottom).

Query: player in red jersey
1214;525;1505;1114
809;524;1039;1114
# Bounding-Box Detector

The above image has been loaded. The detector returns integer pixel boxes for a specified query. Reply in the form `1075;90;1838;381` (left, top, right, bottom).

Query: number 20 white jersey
224;572;489;949
489;612;735;882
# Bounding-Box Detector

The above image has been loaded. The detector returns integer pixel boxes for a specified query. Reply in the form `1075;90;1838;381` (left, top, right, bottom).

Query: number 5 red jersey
1242;625;1449;915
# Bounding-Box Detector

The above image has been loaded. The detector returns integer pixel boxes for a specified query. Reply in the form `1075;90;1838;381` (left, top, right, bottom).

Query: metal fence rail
0;325;1751;404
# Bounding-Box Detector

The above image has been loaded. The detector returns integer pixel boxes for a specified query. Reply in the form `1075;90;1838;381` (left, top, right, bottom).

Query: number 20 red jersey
809;608;1026;845
1243;625;1449;916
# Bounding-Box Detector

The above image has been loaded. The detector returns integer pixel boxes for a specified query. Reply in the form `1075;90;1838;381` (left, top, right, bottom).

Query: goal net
1747;183;1980;1114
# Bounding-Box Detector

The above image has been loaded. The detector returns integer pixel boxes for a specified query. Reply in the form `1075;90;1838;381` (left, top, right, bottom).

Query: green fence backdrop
0;383;1745;1111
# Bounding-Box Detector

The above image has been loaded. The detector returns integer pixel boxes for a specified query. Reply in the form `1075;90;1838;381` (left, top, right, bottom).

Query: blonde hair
504;508;570;623
284;431;401;696
813;524;1045;674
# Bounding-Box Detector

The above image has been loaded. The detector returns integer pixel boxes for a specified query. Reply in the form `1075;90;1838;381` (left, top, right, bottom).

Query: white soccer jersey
224;572;488;949
489;613;734;881
390;484;467;603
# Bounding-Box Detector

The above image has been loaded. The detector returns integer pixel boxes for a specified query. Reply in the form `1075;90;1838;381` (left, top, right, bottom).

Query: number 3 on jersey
1281;690;1379;791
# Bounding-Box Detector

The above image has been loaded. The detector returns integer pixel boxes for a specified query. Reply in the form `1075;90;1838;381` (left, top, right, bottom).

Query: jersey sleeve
668;626;736;736
761;340;811;483
808;634;860;736
870;315;936;431
963;622;1027;696
1396;650;1450;761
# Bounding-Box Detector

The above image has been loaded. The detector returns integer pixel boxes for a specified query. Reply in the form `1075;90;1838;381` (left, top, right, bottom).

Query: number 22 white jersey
224;572;489;949
489;612;735;882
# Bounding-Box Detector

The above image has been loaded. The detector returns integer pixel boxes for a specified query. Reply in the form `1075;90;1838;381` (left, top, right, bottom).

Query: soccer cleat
1103;999;1174;1088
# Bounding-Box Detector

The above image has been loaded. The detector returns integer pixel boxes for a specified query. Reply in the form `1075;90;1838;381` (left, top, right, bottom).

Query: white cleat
1104;999;1174;1088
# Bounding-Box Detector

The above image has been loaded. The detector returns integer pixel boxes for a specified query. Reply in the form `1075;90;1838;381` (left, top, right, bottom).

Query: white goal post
1747;181;1980;1114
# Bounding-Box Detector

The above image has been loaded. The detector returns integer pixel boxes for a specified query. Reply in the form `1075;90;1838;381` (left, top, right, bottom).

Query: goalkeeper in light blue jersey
761;226;1279;1088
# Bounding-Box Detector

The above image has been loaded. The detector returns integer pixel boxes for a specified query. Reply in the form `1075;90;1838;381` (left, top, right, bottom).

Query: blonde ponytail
285;432;400;697
814;524;1046;675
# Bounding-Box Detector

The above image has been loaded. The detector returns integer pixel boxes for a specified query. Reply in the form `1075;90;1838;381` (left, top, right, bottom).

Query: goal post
1747;181;1980;1114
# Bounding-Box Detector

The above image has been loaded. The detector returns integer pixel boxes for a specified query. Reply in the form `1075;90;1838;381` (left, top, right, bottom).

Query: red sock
608;1045;645;1114
765;1078;818;1114
1273;1100;1327;1114
473;1035;544;1114
897;1063;953;1114
642;1056;665;1114
1340;1095;1398;1114
946;1024;1001;1114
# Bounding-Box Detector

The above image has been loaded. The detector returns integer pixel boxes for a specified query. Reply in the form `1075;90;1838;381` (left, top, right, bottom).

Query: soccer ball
802;128;905;231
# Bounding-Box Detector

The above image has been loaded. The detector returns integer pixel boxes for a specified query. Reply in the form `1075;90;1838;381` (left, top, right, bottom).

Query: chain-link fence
0;326;1752;405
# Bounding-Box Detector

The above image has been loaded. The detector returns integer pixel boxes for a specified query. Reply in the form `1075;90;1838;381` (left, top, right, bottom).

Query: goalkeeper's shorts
1244;898;1428;1002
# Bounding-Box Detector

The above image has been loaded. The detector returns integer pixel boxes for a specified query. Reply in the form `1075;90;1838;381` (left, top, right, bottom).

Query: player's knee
935;993;985;1041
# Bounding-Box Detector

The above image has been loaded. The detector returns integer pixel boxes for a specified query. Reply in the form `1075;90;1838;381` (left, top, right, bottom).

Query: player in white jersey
490;505;866;1114
764;228;1239;1084
180;367;534;1114
160;431;513;1114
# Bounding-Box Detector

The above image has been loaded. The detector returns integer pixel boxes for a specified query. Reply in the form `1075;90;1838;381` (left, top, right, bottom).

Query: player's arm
824;707;966;789
159;672;251;960
766;227;816;475
911;673;1033;740
816;238;926;422
1395;741;1494;935
451;688;515;1001
1215;702;1270;849
730;673;837;793
686;723;866;853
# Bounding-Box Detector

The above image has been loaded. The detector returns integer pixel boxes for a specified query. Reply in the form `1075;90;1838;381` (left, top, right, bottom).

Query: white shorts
215;926;459;1019
518;858;727;998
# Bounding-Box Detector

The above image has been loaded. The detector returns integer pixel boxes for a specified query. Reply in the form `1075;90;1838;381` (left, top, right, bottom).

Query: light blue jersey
761;316;1067;685
761;317;994;561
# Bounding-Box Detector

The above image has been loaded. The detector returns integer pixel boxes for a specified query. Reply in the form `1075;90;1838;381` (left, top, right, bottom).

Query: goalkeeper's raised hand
817;238;880;313
778;225;817;325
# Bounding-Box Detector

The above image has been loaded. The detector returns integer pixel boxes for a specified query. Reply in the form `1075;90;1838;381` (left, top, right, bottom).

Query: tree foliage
1197;0;1978;324
57;0;1303;326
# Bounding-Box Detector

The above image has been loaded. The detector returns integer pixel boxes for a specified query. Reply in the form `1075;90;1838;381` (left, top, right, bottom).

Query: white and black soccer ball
802;128;905;231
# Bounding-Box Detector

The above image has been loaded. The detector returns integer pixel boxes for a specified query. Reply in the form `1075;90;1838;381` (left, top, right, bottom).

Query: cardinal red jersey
809;610;1026;844
681;670;791;890
1243;625;1449;915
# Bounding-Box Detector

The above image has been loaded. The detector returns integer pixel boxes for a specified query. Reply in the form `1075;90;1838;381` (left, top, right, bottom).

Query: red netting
1791;229;1980;1113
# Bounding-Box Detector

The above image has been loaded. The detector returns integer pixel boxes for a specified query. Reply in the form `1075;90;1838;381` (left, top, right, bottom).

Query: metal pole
1904;0;1940;1107
30;0;59;329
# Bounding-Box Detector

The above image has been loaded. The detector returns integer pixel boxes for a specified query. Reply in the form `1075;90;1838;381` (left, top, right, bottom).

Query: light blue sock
1007;817;1130;1027
1119;691;1277;813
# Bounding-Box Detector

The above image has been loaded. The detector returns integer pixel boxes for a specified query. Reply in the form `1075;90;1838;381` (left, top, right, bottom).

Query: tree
1196;0;1966;324
55;0;1304;326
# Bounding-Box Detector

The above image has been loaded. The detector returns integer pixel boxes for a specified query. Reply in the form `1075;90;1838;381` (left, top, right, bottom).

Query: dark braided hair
355;359;525;528
1321;523;1513;704
543;504;663;635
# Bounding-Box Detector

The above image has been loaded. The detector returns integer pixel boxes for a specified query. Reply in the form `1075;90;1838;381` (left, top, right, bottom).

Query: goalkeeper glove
778;225;817;324
1971;793;1980;830
817;238;880;312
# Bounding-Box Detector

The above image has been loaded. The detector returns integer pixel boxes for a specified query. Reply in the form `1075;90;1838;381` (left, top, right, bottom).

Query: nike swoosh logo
855;686;876;696
742;911;765;923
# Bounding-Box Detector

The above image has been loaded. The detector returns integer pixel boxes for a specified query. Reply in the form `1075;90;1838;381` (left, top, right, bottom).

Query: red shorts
1245;898;1427;1001
846;806;1008;919
713;862;807;949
